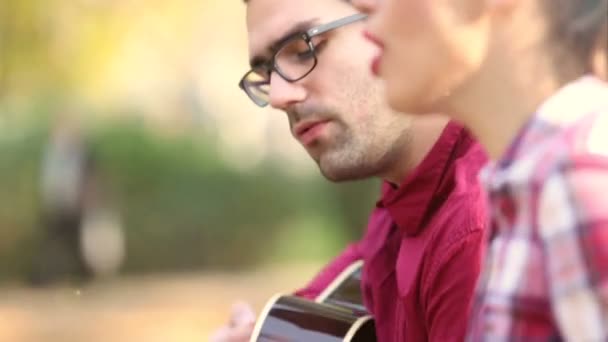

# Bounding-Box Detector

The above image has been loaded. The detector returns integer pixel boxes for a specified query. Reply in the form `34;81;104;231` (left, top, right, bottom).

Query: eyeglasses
239;13;367;107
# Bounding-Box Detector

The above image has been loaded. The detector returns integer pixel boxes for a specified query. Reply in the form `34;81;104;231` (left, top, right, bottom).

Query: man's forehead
247;9;311;51
246;0;350;55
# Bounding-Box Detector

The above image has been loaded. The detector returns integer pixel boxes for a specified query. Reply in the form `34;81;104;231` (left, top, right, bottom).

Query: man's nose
268;72;307;111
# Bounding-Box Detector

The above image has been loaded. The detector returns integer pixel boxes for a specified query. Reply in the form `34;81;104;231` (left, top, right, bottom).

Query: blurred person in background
354;0;608;339
211;0;490;340
28;113;95;285
29;111;125;285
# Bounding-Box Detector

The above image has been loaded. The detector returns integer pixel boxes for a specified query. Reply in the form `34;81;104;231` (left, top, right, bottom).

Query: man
353;0;608;339
212;0;489;340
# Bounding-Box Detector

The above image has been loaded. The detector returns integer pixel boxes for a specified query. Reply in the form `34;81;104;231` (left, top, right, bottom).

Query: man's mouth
294;119;331;146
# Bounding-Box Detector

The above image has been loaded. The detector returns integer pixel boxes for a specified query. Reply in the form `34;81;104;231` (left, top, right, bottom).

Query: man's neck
382;115;449;186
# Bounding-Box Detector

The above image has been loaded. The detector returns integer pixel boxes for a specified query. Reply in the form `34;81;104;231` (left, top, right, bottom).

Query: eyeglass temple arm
306;13;367;37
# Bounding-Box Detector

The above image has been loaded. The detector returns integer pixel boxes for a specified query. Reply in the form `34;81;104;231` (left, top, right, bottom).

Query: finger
231;301;256;325
226;321;256;341
209;326;230;342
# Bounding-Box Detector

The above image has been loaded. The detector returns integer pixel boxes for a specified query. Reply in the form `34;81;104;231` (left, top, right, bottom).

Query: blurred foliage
0;108;379;281
0;1;380;282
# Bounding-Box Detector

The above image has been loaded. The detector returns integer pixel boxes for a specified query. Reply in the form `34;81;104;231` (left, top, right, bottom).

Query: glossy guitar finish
250;261;376;342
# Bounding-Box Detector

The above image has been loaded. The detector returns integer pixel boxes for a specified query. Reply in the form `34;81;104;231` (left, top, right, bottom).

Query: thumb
231;301;256;325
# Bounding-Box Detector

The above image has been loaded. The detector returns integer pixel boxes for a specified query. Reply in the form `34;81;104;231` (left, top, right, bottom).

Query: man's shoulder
405;136;488;259
409;170;487;262
428;190;487;249
430;125;488;223
435;140;489;238
394;189;486;297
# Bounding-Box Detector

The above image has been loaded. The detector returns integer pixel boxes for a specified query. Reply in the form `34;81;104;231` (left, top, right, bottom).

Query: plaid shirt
468;77;608;341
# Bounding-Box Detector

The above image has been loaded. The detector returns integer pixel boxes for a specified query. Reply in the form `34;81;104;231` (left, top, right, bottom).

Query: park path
0;262;322;342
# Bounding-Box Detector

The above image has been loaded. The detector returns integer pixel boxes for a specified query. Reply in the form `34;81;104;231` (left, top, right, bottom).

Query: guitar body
250;261;377;342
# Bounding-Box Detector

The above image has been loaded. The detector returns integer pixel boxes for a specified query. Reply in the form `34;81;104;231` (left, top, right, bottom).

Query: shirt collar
377;121;472;236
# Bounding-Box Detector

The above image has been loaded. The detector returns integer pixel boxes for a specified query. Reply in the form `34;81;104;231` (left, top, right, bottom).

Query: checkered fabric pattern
468;77;608;341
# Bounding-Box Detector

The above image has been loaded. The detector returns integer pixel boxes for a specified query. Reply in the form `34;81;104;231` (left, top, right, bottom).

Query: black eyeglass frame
238;13;367;107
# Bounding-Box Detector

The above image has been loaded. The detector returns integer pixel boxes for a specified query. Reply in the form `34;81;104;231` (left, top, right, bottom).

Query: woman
352;0;608;340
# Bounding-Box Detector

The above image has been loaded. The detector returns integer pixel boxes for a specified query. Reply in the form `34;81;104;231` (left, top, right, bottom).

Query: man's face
354;0;492;115
246;0;413;181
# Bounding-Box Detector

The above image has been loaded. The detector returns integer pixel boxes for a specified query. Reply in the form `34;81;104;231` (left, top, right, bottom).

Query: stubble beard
316;124;392;182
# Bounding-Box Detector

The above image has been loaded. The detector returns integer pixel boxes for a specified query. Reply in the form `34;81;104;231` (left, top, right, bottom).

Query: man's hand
210;301;256;342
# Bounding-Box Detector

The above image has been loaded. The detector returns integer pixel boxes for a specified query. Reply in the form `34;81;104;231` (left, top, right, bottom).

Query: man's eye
309;40;326;54
281;37;326;63
281;38;310;57
296;49;315;61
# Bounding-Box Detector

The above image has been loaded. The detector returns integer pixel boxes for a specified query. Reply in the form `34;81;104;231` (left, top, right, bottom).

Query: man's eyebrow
249;18;320;69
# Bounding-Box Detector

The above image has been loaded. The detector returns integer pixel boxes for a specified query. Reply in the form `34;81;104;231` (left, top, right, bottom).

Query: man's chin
319;169;350;182
318;160;375;183
319;167;373;183
304;143;327;165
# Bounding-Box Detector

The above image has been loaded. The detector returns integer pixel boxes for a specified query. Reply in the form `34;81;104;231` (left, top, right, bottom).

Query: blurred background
0;1;378;340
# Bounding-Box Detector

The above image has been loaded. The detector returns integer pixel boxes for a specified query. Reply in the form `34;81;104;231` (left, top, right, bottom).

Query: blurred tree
0;0;56;100
0;0;7;98
0;1;378;281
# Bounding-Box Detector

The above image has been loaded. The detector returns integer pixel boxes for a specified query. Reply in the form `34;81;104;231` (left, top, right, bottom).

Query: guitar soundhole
351;319;376;342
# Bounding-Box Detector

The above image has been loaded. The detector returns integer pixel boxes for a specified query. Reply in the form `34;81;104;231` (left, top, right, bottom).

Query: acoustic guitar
250;260;377;342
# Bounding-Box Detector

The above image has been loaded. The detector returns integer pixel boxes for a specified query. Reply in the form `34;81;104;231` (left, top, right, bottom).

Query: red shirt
296;122;489;341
